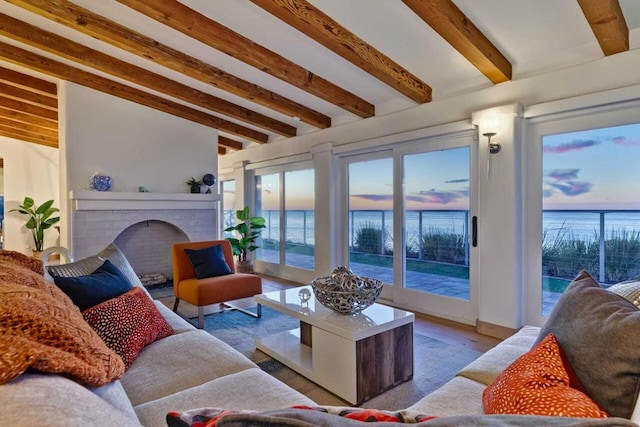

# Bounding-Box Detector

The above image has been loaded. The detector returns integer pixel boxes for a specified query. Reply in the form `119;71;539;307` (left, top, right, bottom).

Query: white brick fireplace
70;191;218;278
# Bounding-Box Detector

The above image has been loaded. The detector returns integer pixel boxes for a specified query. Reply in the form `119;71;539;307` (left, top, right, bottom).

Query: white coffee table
254;286;415;404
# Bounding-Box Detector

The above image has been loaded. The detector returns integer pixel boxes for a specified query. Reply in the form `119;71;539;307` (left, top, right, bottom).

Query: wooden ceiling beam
0;105;57;130
0;65;57;96
217;146;227;155
7;0;331;130
0;96;57;120
218;136;244;150
0;116;58;138
0;81;58;110
0;123;57;145
577;0;629;56
251;0;432;103
115;0;375;118
0;41;267;143
0;127;58;147
0;13;295;138
402;0;511;83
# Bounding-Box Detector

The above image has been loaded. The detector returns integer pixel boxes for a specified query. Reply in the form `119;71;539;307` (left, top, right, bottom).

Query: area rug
200;305;482;410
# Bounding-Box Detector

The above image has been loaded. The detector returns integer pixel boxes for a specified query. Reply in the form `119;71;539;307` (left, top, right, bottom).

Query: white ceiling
1;0;639;147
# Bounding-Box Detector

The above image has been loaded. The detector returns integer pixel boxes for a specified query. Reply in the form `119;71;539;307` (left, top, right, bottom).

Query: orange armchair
172;240;262;329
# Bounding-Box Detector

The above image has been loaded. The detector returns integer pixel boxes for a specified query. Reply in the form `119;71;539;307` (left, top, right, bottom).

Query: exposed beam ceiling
577;0;629;56
0;41;267;145
251;0;432;103
0;65;58;147
0;65;57;95
401;0;511;84
218;136;244;151
115;0;375;119
5;0;331;130
0;13;294;138
0;0;635;155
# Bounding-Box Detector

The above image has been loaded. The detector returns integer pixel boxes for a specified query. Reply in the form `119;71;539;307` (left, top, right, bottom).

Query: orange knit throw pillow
0;251;125;387
483;333;607;418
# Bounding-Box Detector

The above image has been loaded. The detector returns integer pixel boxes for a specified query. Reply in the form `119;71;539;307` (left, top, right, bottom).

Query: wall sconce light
483;132;501;154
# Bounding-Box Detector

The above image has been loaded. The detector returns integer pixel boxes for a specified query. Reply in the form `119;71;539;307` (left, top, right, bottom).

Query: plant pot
236;260;254;274
31;250;43;260
190;185;201;194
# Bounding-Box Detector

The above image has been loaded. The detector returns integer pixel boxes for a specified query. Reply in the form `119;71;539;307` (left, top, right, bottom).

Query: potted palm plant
224;206;266;273
9;197;60;257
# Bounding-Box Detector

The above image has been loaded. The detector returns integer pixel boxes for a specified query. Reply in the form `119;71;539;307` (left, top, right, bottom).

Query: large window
540;122;640;315
255;167;315;270
347;157;393;281
403;147;471;300
255;173;280;264
284;169;315;269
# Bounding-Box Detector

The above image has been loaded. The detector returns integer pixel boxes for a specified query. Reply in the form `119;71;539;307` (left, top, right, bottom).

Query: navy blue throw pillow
184;245;232;279
51;259;134;311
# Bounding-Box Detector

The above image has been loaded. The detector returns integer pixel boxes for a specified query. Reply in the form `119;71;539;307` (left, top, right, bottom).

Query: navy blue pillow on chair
50;259;134;311
184;245;233;279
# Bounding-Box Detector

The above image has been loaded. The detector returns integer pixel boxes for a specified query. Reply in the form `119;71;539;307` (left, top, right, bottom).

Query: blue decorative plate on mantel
90;173;112;191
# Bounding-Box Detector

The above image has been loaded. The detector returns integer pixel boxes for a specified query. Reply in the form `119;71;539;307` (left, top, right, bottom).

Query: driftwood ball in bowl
311;267;383;314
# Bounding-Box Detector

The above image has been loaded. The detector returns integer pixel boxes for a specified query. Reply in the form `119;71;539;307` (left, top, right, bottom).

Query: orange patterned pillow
483;333;607;418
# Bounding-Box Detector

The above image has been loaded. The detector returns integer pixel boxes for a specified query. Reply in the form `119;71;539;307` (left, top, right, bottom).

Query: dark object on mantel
202;174;216;186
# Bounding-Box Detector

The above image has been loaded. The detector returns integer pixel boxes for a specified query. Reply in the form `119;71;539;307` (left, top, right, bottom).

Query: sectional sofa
1;247;639;426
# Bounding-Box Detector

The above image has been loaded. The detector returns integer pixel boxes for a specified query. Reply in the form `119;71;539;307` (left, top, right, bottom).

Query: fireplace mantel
70;190;218;210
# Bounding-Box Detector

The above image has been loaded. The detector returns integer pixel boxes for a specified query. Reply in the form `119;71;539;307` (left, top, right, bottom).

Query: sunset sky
349;148;470;211
543;123;640;210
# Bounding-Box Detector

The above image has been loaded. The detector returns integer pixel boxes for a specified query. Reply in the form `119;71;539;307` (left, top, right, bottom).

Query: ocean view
238;209;640;247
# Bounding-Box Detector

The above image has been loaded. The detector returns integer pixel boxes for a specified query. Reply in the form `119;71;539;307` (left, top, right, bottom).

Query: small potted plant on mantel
186;177;203;194
224;206;266;273
9;197;60;258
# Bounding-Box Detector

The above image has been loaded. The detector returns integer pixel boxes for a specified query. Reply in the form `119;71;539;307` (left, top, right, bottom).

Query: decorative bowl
311;267;383;314
89;173;112;191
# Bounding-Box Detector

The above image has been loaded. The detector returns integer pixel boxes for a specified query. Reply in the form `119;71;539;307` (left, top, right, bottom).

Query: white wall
0;137;59;253
61;82;218;194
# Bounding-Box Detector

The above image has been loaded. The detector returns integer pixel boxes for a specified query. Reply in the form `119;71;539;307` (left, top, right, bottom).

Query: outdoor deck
259;250;561;315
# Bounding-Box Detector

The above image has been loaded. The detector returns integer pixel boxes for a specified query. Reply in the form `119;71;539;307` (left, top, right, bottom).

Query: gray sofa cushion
405;376;485;417
154;300;195;335
537;270;640;419
0;373;141;427
456;326;539;385
90;380;139;421
120;330;257;406
135;368;315;427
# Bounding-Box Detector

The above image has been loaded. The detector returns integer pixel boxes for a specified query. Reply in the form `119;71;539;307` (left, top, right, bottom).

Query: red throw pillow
83;287;173;369
483;333;607;418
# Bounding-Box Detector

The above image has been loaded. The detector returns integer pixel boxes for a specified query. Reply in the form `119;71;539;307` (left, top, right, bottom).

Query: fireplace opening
114;220;188;286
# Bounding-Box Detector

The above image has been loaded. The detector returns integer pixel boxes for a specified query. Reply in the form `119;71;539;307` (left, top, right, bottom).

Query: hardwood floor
260;275;502;353
153;274;502;354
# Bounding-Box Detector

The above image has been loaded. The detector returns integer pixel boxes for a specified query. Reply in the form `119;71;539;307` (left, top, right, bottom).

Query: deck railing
233;208;640;284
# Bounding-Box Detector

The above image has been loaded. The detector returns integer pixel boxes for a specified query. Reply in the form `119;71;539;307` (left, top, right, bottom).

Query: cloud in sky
543;189;554;198
544;168;591;197
444;178;469;184
418;189;464;205
612;136;640;146
546;181;591;197
352;194;392;202
543;138;600;154
545;169;579;182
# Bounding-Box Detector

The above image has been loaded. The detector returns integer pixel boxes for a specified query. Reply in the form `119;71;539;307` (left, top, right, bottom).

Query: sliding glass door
342;133;477;322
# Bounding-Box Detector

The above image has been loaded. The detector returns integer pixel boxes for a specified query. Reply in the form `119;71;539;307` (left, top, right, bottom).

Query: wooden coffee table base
257;319;413;405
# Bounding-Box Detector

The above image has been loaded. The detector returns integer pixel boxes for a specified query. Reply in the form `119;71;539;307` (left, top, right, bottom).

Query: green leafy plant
224;206;266;262
185;177;202;186
9;197;60;251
